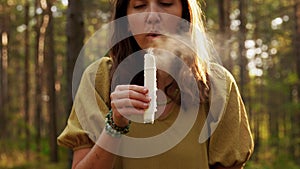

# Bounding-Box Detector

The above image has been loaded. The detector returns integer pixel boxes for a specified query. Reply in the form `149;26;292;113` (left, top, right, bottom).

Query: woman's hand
110;85;151;127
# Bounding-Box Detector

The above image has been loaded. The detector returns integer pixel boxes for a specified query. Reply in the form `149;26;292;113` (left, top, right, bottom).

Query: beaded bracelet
104;122;122;138
105;109;130;137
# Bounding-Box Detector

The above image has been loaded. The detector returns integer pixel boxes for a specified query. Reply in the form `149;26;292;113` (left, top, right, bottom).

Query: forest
0;0;299;168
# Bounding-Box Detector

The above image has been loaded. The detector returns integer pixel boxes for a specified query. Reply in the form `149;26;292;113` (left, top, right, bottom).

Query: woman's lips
146;33;162;40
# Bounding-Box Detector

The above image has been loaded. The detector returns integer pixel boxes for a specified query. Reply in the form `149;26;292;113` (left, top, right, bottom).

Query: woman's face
127;0;183;49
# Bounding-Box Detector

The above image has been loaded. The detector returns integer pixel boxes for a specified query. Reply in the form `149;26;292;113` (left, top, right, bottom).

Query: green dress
57;57;254;168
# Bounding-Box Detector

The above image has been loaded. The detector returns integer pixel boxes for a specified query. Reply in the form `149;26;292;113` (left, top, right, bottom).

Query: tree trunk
251;1;260;157
268;93;279;149
293;1;300;164
218;0;231;34
24;1;30;160
66;0;85;166
66;0;85;112
34;0;42;158
0;14;2;139
255;78;263;158
44;0;58;162
217;0;232;71
0;3;4;138
0;4;9;138
238;0;248;95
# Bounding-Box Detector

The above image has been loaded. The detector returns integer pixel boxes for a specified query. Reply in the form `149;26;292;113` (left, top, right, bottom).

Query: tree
293;0;300;164
217;0;233;71
0;3;4;138
66;0;85;166
24;0;30;160
0;10;2;140
44;0;58;162
238;0;248;95
34;0;46;157
0;2;9;138
66;0;84;115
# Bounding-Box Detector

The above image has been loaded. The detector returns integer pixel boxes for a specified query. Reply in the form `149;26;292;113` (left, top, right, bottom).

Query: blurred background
0;0;299;168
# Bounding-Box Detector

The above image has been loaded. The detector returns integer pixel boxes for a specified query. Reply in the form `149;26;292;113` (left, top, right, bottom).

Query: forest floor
0;149;69;169
0;139;69;169
1;142;299;169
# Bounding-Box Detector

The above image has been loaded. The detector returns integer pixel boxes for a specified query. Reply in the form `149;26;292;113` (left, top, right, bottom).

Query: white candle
144;48;157;124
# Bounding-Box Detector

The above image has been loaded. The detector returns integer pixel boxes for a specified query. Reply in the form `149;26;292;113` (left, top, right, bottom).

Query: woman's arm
72;129;121;169
72;84;150;169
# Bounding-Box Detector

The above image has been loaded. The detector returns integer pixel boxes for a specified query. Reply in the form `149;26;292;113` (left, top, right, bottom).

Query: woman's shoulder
84;56;113;74
207;62;236;84
206;62;239;103
79;56;112;104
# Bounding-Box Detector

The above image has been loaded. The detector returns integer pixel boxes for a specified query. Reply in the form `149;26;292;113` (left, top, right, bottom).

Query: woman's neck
157;70;173;90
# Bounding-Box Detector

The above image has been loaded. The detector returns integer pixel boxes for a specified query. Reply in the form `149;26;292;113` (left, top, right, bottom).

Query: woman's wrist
105;109;131;138
95;128;123;157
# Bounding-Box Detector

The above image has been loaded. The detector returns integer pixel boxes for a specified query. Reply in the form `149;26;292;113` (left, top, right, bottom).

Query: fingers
111;90;151;103
111;85;151;109
112;107;145;117
114;85;148;94
111;98;149;110
110;85;151;127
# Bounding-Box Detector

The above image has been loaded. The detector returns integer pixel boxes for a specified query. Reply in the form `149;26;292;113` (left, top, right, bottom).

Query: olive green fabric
57;57;254;168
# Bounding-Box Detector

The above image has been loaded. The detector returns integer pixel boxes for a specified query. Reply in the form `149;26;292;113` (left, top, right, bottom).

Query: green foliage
0;139;69;169
245;153;300;169
1;0;300;168
206;0;300;167
284;73;299;85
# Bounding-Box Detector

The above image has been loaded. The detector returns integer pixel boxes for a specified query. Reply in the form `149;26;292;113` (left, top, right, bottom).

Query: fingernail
146;96;151;101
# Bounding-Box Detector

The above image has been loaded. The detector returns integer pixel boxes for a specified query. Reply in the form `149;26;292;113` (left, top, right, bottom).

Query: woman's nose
146;4;161;25
146;12;161;24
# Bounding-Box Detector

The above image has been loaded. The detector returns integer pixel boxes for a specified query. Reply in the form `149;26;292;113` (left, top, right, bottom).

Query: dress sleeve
57;57;112;151
57;106;94;151
208;66;254;167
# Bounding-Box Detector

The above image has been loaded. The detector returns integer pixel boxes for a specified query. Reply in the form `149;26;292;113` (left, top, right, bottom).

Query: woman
58;0;254;168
